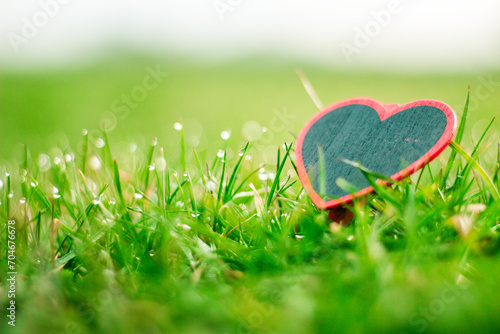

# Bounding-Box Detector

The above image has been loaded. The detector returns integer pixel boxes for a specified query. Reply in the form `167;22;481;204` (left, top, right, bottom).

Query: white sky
1;0;500;71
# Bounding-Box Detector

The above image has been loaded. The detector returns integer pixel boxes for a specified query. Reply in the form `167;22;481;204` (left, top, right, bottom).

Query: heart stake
295;98;456;223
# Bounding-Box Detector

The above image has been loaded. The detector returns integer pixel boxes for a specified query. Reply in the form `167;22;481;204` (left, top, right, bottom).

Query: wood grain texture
295;98;456;210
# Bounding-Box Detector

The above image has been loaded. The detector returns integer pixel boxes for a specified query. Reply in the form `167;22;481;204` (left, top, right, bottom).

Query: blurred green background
1;55;499;165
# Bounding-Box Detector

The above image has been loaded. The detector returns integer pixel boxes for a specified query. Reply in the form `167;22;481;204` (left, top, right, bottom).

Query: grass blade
224;142;249;202
180;121;186;172
81;129;89;174
266;143;292;208
217;151;227;204
296;69;324;110
142;137;157;191
114;159;125;206
102;129;114;171
449;141;499;200
441;86;469;188
193;148;208;189
317;146;326;197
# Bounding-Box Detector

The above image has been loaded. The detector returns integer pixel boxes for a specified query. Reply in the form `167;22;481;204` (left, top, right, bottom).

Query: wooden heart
295;98;456;210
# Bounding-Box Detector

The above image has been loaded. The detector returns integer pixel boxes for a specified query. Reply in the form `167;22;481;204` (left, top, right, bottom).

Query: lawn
1;56;499;333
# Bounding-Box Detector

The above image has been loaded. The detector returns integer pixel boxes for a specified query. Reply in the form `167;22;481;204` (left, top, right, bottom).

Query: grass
1;59;500;333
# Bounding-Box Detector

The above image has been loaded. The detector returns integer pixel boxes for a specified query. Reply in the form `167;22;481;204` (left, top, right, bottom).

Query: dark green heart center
301;104;447;200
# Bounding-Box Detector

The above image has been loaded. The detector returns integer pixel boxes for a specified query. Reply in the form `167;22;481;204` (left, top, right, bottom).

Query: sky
1;0;500;71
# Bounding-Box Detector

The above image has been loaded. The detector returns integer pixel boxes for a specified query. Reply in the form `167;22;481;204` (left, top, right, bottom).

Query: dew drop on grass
221;130;231;140
178;223;191;231
262;127;268;133
148;164;156;171
20;197;26;204
89;156;101;171
95;138;105;148
149;251;155;257
217;150;225;158
92;197;101;205
65;153;74;163
81;129;88;136
258;174;268;181
54;157;61;165
30;182;37;188
109;198;116;205
0;180;3;189
174;122;183;131
134;193;143;200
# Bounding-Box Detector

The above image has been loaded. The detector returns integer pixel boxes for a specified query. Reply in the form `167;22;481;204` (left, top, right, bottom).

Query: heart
295;98;456;210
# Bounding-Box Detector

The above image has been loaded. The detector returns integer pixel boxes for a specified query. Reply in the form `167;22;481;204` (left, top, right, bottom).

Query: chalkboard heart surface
295;98;456;210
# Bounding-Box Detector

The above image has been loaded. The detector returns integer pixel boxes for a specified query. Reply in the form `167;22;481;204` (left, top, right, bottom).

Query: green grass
1;58;500;333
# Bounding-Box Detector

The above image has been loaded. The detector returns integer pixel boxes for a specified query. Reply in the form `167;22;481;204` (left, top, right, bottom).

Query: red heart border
295;98;457;210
